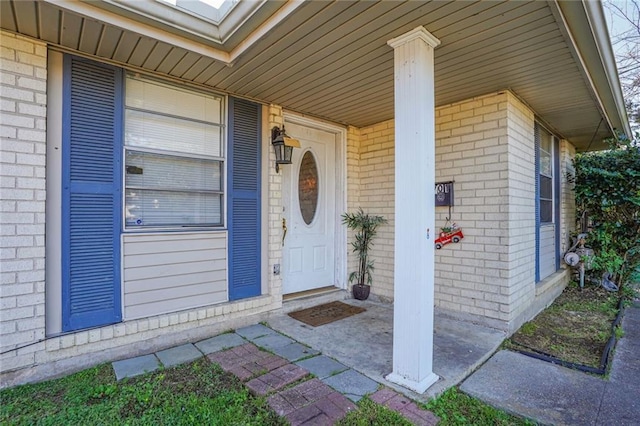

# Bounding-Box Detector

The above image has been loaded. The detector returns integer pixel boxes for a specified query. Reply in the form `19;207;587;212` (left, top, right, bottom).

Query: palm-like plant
342;208;387;286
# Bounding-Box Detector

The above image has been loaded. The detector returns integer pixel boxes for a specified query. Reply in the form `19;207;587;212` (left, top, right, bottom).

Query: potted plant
341;208;387;300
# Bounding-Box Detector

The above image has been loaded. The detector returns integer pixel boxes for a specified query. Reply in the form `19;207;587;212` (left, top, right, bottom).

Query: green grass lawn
1;358;285;426
1;358;534;425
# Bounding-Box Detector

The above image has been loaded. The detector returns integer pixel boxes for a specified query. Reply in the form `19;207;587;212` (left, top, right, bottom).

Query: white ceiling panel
2;0;627;150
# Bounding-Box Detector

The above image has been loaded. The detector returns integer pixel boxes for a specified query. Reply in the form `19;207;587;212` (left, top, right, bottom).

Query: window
124;75;224;228
538;126;553;223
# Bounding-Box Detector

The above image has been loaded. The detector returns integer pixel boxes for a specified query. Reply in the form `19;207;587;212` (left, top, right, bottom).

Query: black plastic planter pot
352;284;370;300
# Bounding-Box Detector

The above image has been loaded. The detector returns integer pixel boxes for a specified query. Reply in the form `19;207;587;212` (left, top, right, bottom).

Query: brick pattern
503;93;536;323
268;104;284;298
268;378;356;425
0;31;47;370
433;93;512;322
208;341;435;426
345;125;362;288
246;364;309;396
352;120;395;301
207;343;289;381
352;91;575;330
370;388;439;426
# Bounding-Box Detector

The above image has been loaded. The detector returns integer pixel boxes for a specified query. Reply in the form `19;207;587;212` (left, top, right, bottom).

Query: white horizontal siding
123;232;227;319
539;224;556;280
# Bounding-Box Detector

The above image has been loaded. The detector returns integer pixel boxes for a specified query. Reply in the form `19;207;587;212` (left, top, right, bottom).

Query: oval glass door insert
298;151;319;225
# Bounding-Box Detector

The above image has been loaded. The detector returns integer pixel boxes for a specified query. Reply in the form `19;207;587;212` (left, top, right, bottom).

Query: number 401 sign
435;181;454;206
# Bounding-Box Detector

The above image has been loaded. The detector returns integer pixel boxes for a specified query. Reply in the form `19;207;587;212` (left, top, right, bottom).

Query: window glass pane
540;127;552;152
540;175;552;200
125;109;222;157
125;150;221;192
298;151;319;225
540;200;553;223
126;76;222;124
125;189;222;227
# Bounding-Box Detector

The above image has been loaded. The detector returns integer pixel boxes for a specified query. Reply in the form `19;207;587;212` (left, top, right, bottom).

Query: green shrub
571;133;640;288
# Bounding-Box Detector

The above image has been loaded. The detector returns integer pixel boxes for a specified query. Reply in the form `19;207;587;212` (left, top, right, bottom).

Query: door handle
282;218;287;246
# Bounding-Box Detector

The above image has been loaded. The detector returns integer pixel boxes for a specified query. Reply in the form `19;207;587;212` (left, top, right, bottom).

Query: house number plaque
435;181;454;206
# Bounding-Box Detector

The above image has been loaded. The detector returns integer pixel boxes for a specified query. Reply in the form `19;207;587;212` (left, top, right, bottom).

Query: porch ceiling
1;0;629;151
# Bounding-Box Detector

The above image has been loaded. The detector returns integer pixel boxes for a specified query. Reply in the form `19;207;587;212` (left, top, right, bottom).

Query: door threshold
283;286;339;301
282;286;348;313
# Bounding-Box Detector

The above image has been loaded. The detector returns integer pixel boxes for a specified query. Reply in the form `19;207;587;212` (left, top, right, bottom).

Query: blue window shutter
553;137;561;271
534;123;541;283
62;56;123;331
228;97;261;300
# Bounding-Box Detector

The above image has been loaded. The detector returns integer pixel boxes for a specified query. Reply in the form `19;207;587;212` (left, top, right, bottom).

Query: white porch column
385;27;440;393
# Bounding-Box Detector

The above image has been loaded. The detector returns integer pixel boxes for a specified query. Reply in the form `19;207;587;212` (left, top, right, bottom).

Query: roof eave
553;0;631;145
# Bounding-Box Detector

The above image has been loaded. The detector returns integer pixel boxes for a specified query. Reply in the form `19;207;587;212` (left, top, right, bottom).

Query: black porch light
271;125;300;172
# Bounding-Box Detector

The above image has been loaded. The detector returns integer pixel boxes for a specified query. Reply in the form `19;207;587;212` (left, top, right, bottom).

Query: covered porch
0;0;630;391
268;294;505;400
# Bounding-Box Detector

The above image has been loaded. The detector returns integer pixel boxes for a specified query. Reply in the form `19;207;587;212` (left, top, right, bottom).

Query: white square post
385;27;440;393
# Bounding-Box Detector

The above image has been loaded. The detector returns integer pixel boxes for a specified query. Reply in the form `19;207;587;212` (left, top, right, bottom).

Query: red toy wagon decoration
435;223;464;249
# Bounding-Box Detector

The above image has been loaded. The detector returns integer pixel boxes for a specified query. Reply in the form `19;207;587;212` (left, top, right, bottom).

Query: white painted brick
17;129;46;142
74;331;88;346
16;76;46;92
88;330;101;343
13;102;47;117
45;338;61;351
113;324;127;337
16;293;44;308
0;353;34;371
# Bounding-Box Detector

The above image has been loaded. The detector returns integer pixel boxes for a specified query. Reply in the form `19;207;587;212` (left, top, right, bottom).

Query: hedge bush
572;134;640;288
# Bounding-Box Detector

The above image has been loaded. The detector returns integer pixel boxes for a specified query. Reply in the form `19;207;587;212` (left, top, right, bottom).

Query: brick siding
0;31;48;371
351;91;574;330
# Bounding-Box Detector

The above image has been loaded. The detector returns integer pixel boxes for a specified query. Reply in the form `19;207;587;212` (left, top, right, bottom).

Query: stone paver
155;343;202;367
252;333;295;349
268;378;356;425
246;363;309;396
322;369;378;402
461;350;607;426
371;388;438;426
272;342;320;361
295;355;348;379
208;343;288;381
113;354;160;380
195;332;245;354
235;324;277;340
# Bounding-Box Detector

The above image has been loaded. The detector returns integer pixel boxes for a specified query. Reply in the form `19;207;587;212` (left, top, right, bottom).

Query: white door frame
283;112;347;291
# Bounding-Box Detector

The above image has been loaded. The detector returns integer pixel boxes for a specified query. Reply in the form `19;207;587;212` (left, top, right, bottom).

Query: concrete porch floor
266;296;506;402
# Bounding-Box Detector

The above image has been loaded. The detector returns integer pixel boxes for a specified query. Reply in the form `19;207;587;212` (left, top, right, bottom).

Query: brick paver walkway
371;388;439;426
117;326;439;425
207;343;288;381
209;341;438;425
268;378;357;425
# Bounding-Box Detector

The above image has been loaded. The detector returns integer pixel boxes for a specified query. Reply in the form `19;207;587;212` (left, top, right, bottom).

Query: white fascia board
45;0;305;66
551;0;631;140
582;0;632;138
46;0;231;62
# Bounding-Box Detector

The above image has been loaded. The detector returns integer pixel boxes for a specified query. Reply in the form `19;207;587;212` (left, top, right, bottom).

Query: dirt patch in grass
505;283;620;368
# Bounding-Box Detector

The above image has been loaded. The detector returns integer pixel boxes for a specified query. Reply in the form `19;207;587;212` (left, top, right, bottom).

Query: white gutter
582;0;632;138
551;0;631;139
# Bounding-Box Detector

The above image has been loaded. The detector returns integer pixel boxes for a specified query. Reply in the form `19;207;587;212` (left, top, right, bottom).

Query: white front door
282;121;336;294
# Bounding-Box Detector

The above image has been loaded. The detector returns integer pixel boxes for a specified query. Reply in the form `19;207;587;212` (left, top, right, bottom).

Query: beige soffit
551;0;631;140
44;0;305;62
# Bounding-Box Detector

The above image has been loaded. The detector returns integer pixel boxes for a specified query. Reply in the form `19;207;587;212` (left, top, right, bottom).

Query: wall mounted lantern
271;125;300;172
